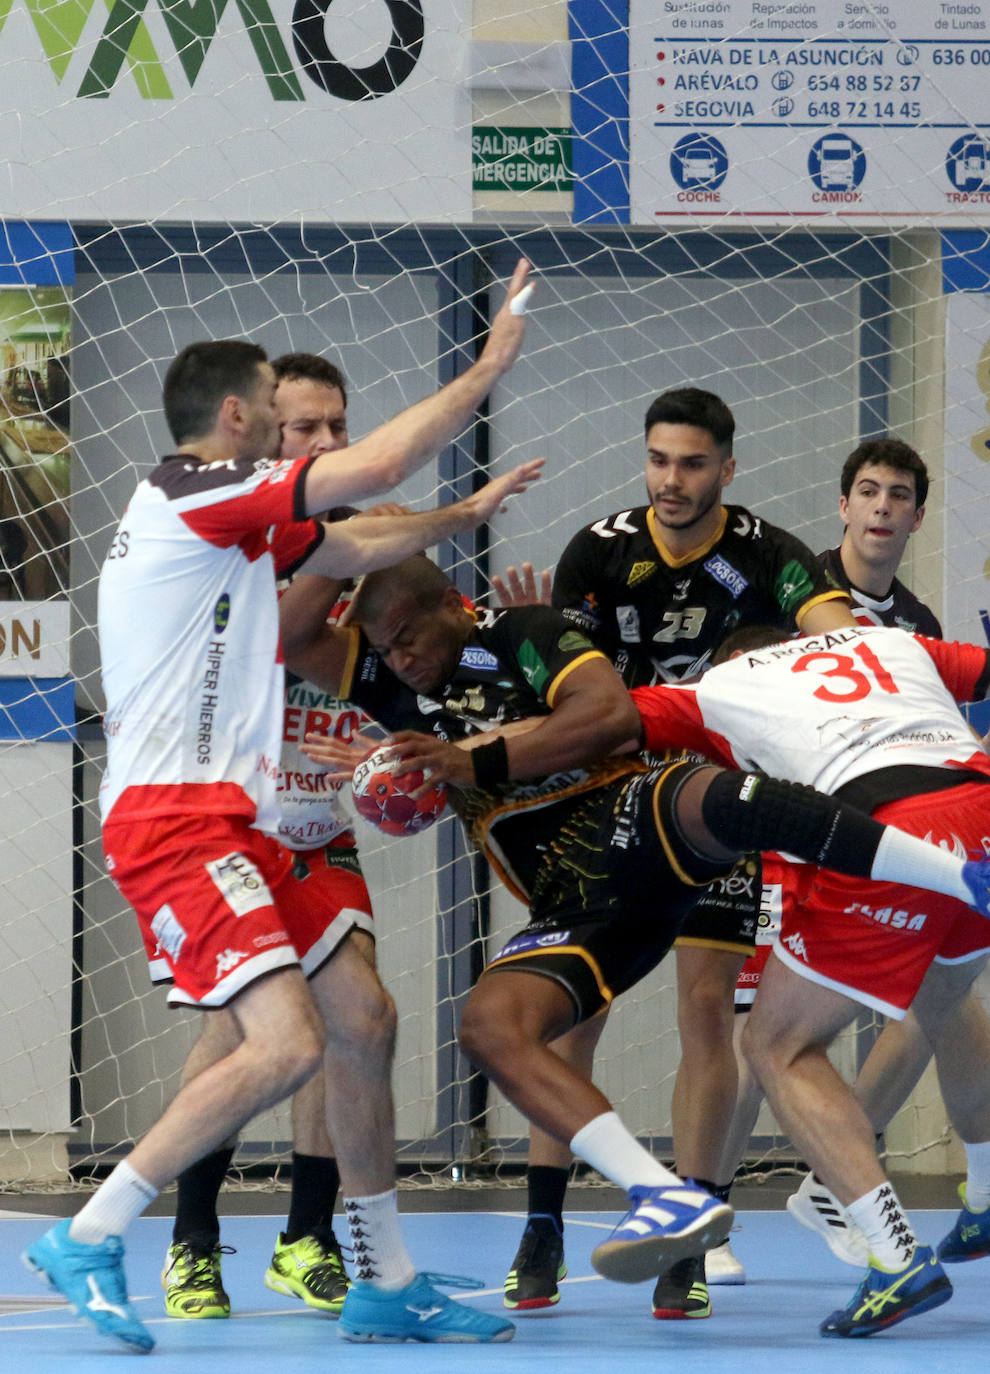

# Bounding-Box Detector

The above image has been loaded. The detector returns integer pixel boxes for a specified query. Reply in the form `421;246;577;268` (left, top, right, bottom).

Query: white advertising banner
944;288;990;648
0;600;71;678
629;0;990;224
0;0;470;222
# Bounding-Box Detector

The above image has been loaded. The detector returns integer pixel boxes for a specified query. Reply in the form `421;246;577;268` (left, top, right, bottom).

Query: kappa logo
782;931;809;961
215;948;247;979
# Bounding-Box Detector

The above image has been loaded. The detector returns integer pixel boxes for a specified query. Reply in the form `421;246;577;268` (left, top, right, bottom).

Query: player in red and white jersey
633;623;990;1336
26;267;542;1354
159;355;383;1321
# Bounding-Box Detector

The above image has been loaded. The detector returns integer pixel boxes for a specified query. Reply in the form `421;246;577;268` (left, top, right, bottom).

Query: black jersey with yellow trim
552;502;848;687
342;603;644;901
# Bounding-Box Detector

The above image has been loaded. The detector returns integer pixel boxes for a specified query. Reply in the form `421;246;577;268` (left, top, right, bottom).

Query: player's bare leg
462;970;733;1286
504;1012;607;1309
743;954;883;1207
912;957;990;1265
672;945;747;1186
716;1013;764;1187
743;953;951;1336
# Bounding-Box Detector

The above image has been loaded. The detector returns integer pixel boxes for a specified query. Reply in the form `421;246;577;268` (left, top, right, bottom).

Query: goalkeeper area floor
0;1199;983;1371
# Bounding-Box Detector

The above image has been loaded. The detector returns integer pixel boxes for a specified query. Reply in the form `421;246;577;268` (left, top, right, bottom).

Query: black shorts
675;854;761;955
483;761;736;1023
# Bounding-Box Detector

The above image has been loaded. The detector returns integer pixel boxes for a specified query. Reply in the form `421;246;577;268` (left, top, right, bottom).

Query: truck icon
954;137;989;188
818;137;857;189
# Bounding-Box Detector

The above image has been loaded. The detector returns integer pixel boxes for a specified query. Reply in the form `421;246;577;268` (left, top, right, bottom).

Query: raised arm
299;458;543;580
302;260;534;514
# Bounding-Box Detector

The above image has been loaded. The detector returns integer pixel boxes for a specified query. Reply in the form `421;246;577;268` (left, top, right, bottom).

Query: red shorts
104;814;373;1008
774;783;990;1018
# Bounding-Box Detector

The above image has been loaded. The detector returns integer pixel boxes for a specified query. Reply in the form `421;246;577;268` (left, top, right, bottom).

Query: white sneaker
705;1239;745;1285
786;1172;870;1267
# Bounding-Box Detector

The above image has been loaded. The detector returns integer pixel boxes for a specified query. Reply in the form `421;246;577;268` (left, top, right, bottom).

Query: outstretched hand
466;458;545;526
481;259;535;376
491;562;552;607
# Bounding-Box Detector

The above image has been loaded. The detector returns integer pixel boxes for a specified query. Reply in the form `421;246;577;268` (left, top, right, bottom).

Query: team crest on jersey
627;560;657;589
703;554;748;600
559;630;592;654
206;852;272;917
616;604;641;643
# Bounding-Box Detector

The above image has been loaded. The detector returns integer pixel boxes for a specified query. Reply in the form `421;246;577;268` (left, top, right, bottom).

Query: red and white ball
351;745;448;837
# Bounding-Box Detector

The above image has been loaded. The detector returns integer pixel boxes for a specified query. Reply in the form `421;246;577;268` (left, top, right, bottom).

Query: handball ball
351;745;448;837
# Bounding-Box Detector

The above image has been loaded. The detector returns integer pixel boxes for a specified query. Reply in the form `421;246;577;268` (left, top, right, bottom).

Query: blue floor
1;1207;984;1371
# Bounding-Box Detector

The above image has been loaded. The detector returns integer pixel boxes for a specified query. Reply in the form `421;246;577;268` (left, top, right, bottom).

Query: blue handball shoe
820;1244;951;1337
591;1183;733;1284
23;1218;154;1352
963;855;990;917
338;1271;514;1343
937;1182;990;1263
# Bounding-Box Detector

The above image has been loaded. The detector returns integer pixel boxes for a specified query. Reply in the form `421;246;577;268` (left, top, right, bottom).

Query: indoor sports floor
1;1180;985;1371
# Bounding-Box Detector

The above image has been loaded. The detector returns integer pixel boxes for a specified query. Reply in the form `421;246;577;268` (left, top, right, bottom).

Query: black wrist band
472;736;510;789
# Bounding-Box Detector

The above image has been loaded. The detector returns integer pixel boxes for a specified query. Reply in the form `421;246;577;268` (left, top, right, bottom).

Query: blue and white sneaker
963;856;990;917
338;1271;514;1343
591;1184;733;1284
937;1182;990;1263
820;1245;952;1337
23;1218;154;1352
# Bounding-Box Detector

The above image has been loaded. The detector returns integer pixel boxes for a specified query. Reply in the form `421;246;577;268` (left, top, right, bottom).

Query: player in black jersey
285;553;990;1331
824;437;941;637
500;388;857;1316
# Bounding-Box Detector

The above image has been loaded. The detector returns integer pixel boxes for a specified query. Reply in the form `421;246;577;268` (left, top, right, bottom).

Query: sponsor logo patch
703;553;748;599
616;604;641;643
151;903;187;960
459;645;499;671
495;929;571;960
206;852;273;917
213;592;230;633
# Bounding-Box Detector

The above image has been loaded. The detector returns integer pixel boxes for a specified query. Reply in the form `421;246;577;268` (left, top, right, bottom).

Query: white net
0;0;989;1191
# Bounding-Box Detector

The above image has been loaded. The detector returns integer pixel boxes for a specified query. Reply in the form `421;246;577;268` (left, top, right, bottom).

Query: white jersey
98;453;320;832
278;677;372;851
634;625;990;795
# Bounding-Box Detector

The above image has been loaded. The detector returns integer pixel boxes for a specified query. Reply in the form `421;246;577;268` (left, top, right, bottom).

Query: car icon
680;149;718;183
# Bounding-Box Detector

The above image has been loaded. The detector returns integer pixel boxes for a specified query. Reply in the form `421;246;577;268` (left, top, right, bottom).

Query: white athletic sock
963;1140;990;1210
69;1159;159;1245
343;1188;416;1290
570;1111;681;1192
846;1181;918;1270
870;828;971;905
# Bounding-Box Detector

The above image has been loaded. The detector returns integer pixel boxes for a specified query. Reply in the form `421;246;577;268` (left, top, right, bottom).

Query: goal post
0;0;988;1189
